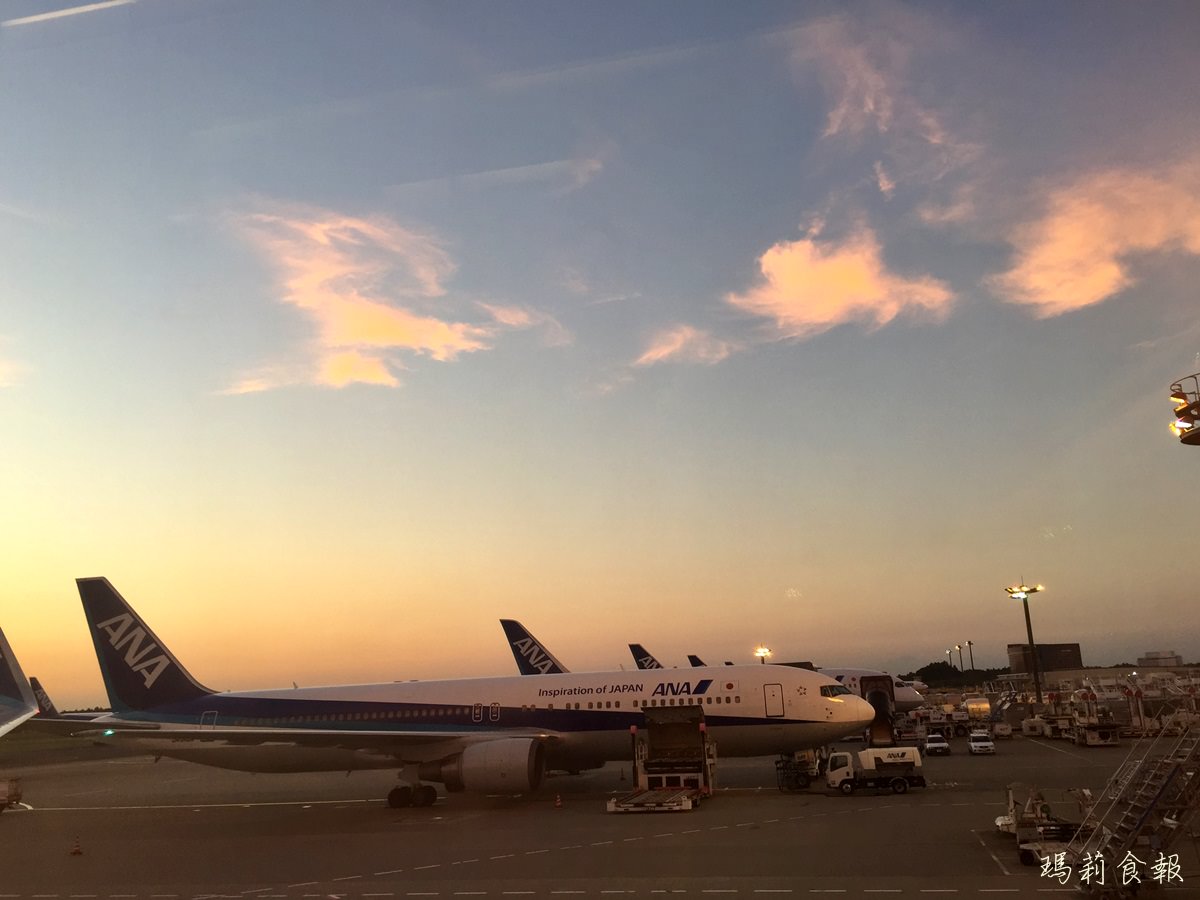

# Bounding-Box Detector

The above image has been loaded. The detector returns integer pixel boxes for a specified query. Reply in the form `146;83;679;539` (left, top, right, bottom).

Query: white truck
826;746;926;795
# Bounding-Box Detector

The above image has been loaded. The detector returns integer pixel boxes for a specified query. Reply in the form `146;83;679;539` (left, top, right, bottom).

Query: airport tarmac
1;735;1197;898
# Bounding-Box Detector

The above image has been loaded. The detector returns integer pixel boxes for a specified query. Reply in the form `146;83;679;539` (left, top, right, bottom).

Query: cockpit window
820;684;853;697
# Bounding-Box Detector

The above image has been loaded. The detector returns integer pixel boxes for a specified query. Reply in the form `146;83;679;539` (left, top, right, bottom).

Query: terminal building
1138;650;1184;667
1006;642;1083;674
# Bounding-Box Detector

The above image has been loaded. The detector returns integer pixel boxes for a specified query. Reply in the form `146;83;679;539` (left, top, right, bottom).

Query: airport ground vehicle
774;748;825;791
606;706;716;812
968;731;995;754
995;782;1094;866
991;721;1013;739
923;733;951;755
825;746;926;795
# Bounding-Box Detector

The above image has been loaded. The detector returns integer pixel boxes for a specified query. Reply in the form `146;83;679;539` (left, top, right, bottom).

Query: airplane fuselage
92;665;872;773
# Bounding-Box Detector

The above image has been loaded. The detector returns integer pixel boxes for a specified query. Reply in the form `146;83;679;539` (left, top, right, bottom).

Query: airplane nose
848;695;875;728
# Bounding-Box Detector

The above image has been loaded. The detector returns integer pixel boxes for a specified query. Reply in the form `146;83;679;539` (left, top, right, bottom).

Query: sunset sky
3;1;1199;708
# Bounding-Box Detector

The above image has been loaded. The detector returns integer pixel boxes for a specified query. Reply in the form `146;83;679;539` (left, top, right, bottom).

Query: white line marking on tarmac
755;891;794;894
490;854;515;859
501;893;535;896
622;837;643;842
414;864;441;870
560;844;582;849
972;828;1011;876
976;891;1019;893
331;876;361;882
373;872;404;877
453;894;486;896
864;891;902;894
591;840;613;846
1028;738;1089;760
525;848;550;854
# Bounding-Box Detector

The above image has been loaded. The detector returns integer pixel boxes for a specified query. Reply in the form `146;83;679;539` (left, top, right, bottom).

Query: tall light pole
946;648;954;669
754;645;772;665
955;644;964;671
966;640;975;672
1005;582;1045;704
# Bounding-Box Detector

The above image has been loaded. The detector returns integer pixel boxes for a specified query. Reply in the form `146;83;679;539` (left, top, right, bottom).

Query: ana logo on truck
651;679;713;697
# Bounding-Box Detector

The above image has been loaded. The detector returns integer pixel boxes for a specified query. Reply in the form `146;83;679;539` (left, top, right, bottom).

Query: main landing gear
387;782;438;808
389;763;439;809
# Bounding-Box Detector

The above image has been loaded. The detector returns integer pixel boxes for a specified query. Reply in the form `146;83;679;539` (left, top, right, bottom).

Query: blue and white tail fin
687;654;706;668
29;676;60;717
0;627;37;738
499;619;569;675
77;577;214;714
628;644;664;670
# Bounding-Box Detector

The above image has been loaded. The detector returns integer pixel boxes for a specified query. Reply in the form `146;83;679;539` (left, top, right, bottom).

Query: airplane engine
421;738;545;794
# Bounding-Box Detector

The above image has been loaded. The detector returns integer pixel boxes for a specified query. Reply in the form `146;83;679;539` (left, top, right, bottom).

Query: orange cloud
634;326;739;367
990;163;1200;316
230;201;496;390
727;227;954;339
479;303;572;347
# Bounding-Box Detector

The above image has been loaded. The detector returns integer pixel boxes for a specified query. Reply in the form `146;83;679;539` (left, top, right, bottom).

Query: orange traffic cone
69;836;83;856
554;793;563;809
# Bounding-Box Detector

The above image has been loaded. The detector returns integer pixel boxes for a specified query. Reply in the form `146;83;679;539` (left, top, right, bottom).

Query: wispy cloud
388;157;603;198
0;200;53;225
226;200;498;392
787;13;981;200
634;325;739;367
990;161;1200;317
874;161;895;198
1;0;135;28
727;225;954;340
479;303;572;347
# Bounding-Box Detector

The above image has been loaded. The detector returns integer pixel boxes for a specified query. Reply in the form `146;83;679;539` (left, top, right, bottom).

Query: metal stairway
1068;726;1200;895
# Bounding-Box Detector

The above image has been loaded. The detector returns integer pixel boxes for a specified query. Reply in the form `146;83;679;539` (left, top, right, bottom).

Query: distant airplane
629;643;664;669
627;646;731;669
0;627;37;738
29;677;106;722
76;578;874;808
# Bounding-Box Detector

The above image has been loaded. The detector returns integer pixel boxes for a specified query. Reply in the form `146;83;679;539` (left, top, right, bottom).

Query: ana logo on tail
95;613;172;689
637;655;663;669
510;638;557;675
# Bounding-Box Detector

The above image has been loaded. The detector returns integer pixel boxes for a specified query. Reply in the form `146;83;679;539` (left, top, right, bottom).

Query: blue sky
3;1;1199;707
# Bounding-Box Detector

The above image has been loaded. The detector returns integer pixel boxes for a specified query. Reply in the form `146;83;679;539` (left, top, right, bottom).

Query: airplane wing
0;627;38;738
73;722;563;767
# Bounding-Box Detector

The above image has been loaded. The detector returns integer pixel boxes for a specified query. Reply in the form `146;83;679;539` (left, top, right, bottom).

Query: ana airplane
29;676;106;722
77;578;874;808
628;646;731;669
0;627;37;738
629;643;664;670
